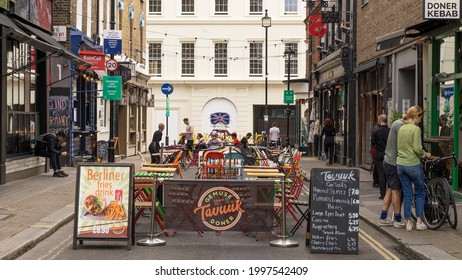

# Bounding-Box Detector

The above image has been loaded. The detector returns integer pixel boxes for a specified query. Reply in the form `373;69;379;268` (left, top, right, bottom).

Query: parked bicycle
412;154;458;230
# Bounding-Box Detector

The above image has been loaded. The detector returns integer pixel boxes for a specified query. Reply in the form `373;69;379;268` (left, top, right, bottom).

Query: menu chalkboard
309;168;359;254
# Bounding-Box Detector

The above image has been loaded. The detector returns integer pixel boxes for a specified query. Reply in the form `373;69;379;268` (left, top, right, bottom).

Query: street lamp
262;10;271;146
284;45;295;148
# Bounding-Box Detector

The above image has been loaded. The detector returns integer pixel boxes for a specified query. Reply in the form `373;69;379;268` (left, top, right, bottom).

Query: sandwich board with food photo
73;163;134;249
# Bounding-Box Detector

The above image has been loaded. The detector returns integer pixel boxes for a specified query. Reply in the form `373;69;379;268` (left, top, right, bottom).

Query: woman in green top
396;106;432;231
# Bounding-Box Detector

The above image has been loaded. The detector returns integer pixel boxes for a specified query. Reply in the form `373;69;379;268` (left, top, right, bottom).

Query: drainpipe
416;43;425;141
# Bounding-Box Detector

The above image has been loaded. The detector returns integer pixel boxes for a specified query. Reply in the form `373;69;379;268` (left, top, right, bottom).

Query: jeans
397;163;425;220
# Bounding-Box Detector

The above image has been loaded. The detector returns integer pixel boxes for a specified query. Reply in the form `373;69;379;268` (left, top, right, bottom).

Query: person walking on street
182;118;194;150
34;131;69;177
397;106;431;231
371;115;390;200
378;118;405;228
321;117;336;166
149;123;164;164
269;122;280;148
371;118;380;188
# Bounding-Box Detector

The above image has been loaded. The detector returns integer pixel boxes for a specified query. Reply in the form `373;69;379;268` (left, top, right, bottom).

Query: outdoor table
140;167;177;173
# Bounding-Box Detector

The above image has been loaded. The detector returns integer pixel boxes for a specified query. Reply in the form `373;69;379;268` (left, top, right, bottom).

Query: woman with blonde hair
396;105;431;231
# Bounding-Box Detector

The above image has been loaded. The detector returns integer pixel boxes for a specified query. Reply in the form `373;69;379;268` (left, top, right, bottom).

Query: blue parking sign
103;30;122;55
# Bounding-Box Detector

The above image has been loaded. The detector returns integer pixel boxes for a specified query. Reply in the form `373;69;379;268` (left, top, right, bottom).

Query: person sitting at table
231;132;240;145
196;133;207;150
240;132;252;149
207;131;222;149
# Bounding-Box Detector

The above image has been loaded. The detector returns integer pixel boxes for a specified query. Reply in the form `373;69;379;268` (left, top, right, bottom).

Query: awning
376;20;458;51
405;20;458;38
0;13;60;54
353;58;386;73
10;17;91;68
376;29;406;51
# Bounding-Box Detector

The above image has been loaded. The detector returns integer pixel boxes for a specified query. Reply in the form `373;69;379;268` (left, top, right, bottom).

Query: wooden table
140;167;177;173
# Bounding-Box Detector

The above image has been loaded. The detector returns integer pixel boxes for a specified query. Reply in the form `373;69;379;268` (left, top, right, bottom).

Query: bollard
270;174;299;248
137;174;166;246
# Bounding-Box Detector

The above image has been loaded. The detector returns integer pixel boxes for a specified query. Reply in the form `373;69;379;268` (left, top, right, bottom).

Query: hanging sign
307;14;328;37
424;0;461;19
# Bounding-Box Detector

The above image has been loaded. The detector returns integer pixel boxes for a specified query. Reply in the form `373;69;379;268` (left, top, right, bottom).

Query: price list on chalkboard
309;168;359;254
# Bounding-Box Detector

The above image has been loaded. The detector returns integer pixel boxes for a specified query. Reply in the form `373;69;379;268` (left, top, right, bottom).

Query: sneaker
378;218;393;226
59;170;69;177
406;221;413;232
53;171;66;178
416;222;427;231
393;220;406;228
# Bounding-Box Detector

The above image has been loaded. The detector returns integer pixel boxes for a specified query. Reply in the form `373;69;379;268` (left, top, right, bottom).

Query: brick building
355;0;462;190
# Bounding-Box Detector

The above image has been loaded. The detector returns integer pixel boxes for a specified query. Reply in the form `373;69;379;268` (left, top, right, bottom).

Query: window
149;43;162;76
214;42;227;76
149;0;161;14
215;0;228;15
284;43;298;76
284;0;297;14
249;42;262;76
182;0;194;15
182;43;195;76
6;41;38;156
250;0;262;14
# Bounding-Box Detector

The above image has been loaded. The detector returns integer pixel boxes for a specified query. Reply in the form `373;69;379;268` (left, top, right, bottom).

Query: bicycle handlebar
423;153;458;171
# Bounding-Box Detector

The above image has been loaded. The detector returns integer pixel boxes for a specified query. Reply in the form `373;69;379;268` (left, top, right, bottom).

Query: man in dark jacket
149;123;164;163
371;115;390;199
35;131;69;177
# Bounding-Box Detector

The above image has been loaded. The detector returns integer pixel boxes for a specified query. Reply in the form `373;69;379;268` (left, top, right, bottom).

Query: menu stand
270;175;299;248
137;174;166;246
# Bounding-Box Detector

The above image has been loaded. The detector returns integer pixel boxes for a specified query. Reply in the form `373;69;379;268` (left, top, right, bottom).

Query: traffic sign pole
165;95;169;146
161;83;173;146
108;0;116;163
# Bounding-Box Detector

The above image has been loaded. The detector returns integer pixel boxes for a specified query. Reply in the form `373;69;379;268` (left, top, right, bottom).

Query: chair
283;151;303;178
224;151;244;179
201;150;225;179
132;176;169;236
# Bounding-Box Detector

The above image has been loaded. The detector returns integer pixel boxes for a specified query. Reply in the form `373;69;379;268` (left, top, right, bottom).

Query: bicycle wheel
422;177;450;230
447;187;458;229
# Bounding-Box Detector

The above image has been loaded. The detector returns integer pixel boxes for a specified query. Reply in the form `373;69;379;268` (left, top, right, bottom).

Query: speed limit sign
106;59;118;72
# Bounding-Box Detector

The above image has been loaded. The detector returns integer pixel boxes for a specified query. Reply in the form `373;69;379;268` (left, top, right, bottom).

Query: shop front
429;31;462;191
0;12;90;184
314;49;348;165
354;58;386;170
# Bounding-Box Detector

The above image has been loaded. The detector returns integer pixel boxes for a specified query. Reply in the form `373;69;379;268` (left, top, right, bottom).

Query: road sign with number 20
106;59;119;72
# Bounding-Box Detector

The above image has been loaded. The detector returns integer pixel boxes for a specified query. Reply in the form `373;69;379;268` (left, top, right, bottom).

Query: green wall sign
103;76;122;100
284;89;294;104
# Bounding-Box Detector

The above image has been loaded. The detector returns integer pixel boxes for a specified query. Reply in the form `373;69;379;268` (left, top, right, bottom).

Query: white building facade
146;0;307;144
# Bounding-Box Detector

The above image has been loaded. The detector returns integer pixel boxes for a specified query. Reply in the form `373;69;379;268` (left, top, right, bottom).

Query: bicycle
411;154;458;230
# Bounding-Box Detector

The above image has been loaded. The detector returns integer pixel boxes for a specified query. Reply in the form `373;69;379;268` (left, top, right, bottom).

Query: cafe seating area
131;145;310;239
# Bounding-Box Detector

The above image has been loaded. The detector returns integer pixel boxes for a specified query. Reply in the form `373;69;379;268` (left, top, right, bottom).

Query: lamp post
262;10;271;146
284;45;295;148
